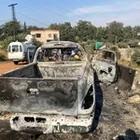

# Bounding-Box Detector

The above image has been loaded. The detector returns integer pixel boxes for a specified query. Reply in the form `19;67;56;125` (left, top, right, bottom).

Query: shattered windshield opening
96;51;115;62
37;47;83;62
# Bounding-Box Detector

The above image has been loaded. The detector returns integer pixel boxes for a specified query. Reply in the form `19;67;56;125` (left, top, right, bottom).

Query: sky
0;0;140;27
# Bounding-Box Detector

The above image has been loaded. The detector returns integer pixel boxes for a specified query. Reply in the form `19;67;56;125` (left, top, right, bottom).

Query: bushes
0;49;7;61
118;42;128;48
132;49;140;65
79;40;96;54
32;39;42;48
0;36;13;49
0;33;27;49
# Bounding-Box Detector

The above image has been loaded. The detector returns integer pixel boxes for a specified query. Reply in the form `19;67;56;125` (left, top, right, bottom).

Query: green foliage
79;40;96;54
118;42;128;48
128;39;140;48
0;33;27;49
123;26;133;40
96;27;107;42
132;49;140;65
0;21;30;49
48;20;140;46
27;25;44;31
0;49;7;61
49;22;75;41
0;21;21;39
0;36;13;49
74;20;97;42
16;33;27;42
32;39;42;47
0;20;140;51
106;21;124;43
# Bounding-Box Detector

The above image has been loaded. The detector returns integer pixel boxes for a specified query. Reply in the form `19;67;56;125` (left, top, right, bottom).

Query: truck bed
2;63;42;78
0;63;78;116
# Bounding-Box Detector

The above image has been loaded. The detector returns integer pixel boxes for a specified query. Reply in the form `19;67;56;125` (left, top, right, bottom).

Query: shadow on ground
90;72;103;132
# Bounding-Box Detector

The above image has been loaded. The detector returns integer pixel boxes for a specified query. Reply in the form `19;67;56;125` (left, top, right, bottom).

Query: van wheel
14;61;18;65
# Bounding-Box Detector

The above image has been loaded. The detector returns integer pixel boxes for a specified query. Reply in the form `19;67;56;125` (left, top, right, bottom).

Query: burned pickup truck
0;41;96;133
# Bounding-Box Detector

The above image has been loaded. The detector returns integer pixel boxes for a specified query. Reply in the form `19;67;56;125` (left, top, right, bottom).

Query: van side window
8;46;11;52
19;45;22;52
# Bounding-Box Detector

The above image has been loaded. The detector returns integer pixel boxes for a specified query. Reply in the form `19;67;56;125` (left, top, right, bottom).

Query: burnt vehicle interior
95;50;116;63
37;47;83;62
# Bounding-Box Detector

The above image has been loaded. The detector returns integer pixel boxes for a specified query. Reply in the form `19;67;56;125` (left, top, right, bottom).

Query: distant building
30;29;60;43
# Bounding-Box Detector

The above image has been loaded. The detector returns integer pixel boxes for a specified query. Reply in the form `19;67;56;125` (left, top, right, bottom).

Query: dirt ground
0;61;25;74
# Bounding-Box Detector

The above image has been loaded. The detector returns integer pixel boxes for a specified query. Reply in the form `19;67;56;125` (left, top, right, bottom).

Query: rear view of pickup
0;41;95;133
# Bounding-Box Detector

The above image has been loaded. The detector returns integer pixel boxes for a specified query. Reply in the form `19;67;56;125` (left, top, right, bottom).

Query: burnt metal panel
2;63;42;78
117;65;136;91
0;78;78;115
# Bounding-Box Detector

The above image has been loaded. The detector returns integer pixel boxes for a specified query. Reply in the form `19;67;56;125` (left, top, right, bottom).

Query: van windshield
11;45;19;52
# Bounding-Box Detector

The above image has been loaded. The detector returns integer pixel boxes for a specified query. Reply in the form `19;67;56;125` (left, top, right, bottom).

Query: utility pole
24;22;27;33
8;3;18;40
8;3;18;21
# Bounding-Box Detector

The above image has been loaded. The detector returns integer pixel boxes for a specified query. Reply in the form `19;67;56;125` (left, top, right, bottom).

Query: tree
2;21;21;38
0;27;4;40
49;22;75;41
106;21;124;43
96;27;107;42
132;49;140;65
123;26;133;41
133;26;140;39
74;20;97;42
24;22;27;33
48;23;60;30
27;25;44;31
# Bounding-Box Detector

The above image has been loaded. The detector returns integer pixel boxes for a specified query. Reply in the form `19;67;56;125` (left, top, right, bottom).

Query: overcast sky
0;0;140;27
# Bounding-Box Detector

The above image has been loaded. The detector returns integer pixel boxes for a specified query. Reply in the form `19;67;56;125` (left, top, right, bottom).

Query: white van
8;41;37;64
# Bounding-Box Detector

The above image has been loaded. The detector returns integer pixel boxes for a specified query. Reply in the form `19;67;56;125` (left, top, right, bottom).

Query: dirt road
0;61;24;75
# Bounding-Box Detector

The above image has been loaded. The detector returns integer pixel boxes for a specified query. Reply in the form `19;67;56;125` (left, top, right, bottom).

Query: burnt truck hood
37;61;87;79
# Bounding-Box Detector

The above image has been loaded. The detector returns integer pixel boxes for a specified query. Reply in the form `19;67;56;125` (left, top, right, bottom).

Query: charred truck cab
0;41;95;133
92;49;117;83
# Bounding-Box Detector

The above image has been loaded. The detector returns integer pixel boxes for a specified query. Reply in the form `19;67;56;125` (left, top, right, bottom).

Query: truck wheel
14;61;18;65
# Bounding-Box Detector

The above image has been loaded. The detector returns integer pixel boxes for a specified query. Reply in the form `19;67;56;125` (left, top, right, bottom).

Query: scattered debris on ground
128;94;140;104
